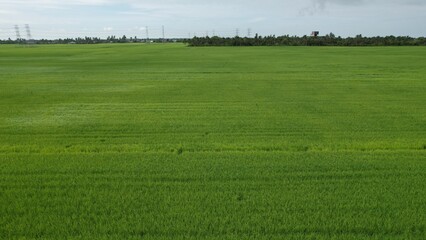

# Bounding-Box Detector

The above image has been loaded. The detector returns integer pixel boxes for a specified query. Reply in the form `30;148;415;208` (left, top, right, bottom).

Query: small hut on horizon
311;31;320;37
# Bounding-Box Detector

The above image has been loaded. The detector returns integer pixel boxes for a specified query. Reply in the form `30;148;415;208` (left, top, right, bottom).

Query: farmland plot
0;44;426;239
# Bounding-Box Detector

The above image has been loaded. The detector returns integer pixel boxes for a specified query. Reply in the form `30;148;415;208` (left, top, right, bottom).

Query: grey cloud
301;0;425;15
300;0;363;15
309;0;426;8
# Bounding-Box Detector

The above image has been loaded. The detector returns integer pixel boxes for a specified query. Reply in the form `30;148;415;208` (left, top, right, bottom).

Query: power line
1;26;261;40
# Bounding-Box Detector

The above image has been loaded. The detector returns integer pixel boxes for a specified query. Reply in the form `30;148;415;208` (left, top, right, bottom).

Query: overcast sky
0;0;425;39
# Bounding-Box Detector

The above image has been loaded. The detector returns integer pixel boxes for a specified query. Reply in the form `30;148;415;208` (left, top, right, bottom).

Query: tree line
0;35;184;44
2;33;425;46
185;34;426;46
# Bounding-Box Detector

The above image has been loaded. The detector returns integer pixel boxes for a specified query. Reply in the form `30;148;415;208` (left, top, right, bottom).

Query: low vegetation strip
0;44;425;239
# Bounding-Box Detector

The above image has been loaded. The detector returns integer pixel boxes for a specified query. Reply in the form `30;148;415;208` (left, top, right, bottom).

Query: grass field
1;44;425;239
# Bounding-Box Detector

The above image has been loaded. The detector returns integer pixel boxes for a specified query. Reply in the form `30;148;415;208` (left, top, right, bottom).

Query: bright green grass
1;44;425;239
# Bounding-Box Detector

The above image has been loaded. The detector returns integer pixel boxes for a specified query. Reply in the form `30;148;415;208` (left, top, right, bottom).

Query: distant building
311;31;320;37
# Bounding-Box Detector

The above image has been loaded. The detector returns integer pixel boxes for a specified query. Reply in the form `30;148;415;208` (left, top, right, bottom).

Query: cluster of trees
186;34;426;46
0;35;184;44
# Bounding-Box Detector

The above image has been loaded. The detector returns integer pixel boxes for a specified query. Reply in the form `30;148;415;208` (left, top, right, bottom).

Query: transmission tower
248;28;252;38
25;24;32;40
14;25;21;40
24;24;35;46
145;26;149;42
236;28;239;37
162;25;165;42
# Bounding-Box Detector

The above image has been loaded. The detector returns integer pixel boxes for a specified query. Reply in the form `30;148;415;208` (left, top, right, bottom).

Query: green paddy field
0;44;425;239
